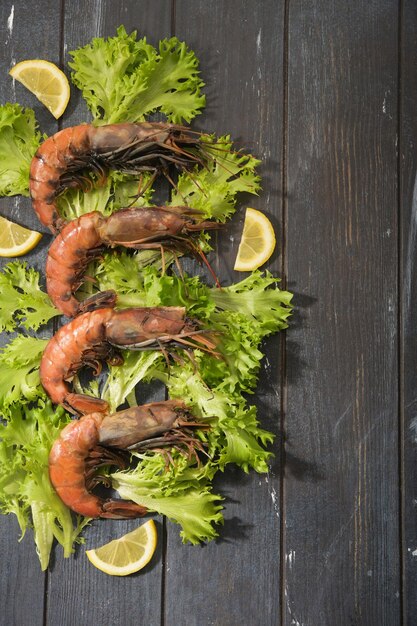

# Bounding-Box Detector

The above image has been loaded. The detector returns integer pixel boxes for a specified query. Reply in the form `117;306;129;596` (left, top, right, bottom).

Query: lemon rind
0;217;42;257
233;207;276;271
85;519;157;576
9;59;70;119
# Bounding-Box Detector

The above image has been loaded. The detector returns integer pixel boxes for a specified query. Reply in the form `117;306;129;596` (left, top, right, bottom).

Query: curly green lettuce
56;170;155;222
69;26;205;124
113;471;224;544
169;136;261;221
0;103;43;196
0;24;291;563
0;336;47;408
0;400;87;570
0;262;58;332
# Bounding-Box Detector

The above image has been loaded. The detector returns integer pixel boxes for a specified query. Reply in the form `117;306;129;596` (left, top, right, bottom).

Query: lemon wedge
86;519;157;576
233;207;276;271
9;59;70;119
0;216;42;257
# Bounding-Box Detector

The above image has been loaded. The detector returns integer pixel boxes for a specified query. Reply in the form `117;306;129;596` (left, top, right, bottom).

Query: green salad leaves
170;137;261;222
0;401;88;570
0;262;58;332
0;258;291;564
0;336;47;407
0;103;42;196
0;26;292;570
69;26;205;124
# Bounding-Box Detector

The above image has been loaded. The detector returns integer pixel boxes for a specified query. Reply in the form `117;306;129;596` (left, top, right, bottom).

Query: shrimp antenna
180;236;222;289
180;166;208;198
172;253;189;297
157;339;172;371
198;145;247;181
162;168;188;205
167;140;207;168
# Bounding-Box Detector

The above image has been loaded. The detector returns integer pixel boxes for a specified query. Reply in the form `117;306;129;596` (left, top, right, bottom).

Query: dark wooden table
1;1;416;624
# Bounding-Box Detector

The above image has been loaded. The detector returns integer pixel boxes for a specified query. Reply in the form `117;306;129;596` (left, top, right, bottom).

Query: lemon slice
0;216;42;257
9;59;70;119
86;519;157;576
233;207;276;271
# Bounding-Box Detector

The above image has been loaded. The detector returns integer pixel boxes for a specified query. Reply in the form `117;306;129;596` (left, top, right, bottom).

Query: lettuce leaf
95;258;291;393
93;250;175;308
113;472;223;544
0;262;58;333
102;351;163;412
169;136;261;221
0;103;42;197
56;170;155;222
156;363;274;474
0;400;87;569
210;271;293;334
0;336;48;408
69;26;205;125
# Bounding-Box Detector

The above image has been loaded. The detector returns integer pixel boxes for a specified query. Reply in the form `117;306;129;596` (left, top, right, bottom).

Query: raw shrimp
40;306;218;415
49;400;204;518
30;122;210;233
46;206;218;317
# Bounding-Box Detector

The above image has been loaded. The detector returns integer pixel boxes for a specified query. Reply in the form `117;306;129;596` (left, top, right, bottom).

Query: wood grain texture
0;1;414;624
0;0;59;254
165;2;284;624
62;0;174;127
284;1;400;624
0;516;46;626
0;2;61;623
46;518;164;626
400;2;417;625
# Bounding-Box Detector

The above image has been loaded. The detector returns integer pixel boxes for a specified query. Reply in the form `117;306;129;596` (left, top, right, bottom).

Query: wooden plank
400;2;417;624
46;518;165;626
0;1;62;623
0;0;59;260
284;1;400;624
44;3;173;625
1;2;407;623
165;2;284;624
62;0;174;127
0;516;46;626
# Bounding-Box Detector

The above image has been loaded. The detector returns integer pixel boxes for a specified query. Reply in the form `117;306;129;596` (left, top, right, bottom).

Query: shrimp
46;206;218;317
30;122;210;233
40;306;218;415
49;400;205;518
